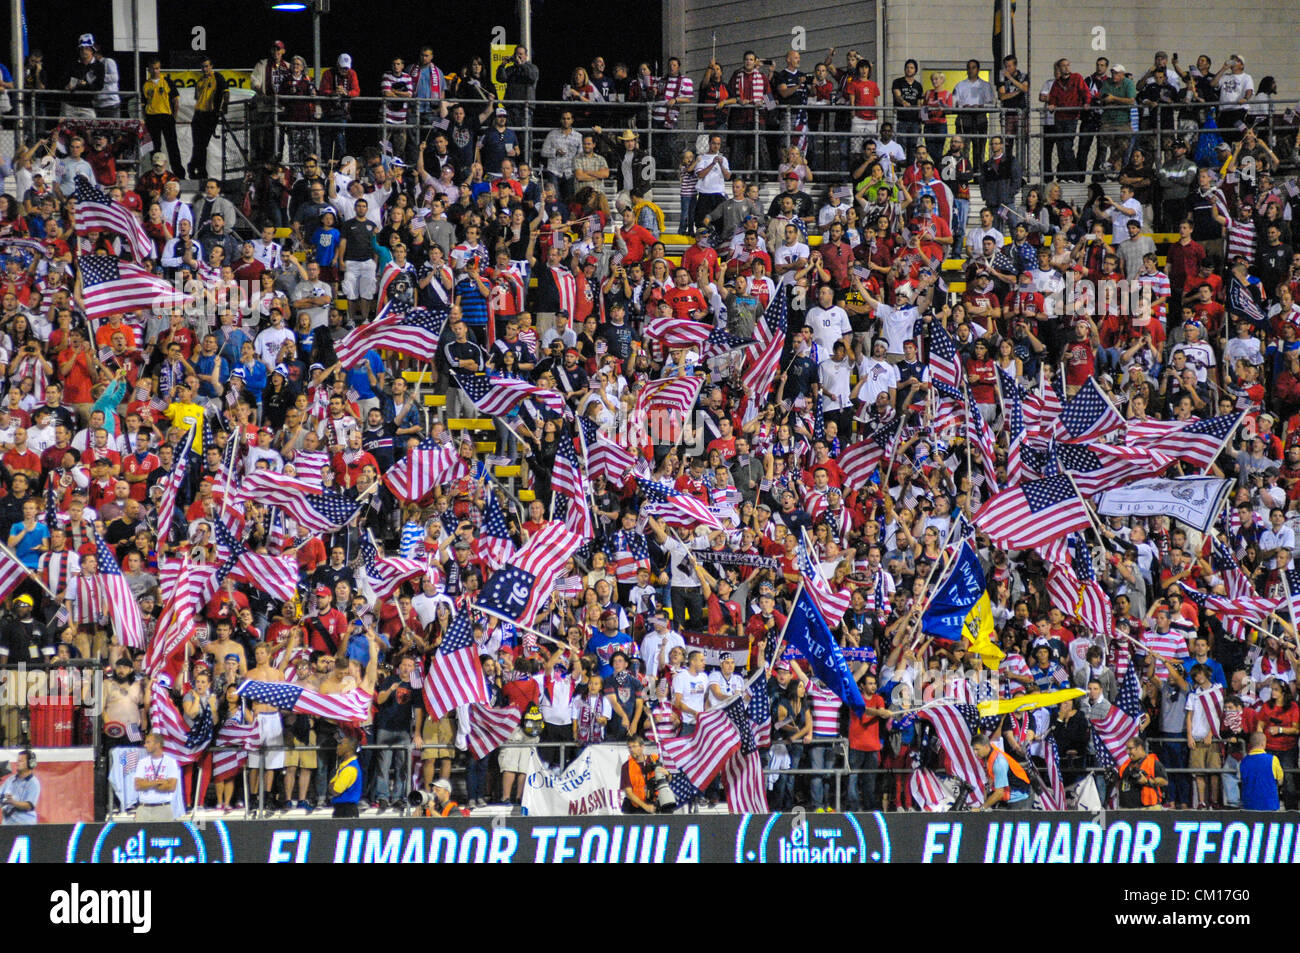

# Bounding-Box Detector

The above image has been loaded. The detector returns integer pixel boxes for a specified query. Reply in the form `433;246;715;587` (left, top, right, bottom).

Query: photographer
970;733;1034;811
1117;737;1168;809
620;735;662;814
0;749;38;824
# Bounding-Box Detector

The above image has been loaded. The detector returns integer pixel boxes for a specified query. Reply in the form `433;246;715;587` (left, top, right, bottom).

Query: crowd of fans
0;30;1297;819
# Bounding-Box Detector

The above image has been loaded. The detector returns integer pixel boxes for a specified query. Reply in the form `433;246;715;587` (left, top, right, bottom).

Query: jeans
895;119;921;161
846;749;880;811
321;118;349;166
810;740;838;809
1048;118;1078;177
952;198;970;256
957;112;988;164
314;726;339;805
373;728;411;802
774;742;803;809
466;754;489;802
1159;739;1191;807
678;195;697;235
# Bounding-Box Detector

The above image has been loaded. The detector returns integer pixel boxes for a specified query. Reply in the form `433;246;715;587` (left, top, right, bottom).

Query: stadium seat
423;394;446;407
494;465;522;478
518;490;536;502
449;418;494;430
402;370;435;385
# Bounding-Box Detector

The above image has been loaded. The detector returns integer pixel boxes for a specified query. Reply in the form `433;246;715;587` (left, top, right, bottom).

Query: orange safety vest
984;748;1031;802
625;754;659;803
1120;753;1162;806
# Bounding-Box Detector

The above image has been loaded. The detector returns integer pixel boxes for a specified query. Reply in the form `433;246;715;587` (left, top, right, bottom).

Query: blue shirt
9;521;48;569
345;350;385;400
991;750;1030;803
455;275;489;326
312;227;341;268
1178;655;1226;687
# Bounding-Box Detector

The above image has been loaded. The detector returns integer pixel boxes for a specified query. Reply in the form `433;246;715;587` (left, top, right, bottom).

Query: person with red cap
304;585;348;655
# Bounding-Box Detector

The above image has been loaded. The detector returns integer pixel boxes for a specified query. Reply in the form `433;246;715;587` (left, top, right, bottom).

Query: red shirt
57;348;93;403
848;692;887;752
1249;703;1299;753
306;607;349;655
619;224;658;265
2;448;40;477
502;677;540;714
681;243;719;284
1064;340;1096;387
663;286;709;320
121;452;160;501
844;78;880;120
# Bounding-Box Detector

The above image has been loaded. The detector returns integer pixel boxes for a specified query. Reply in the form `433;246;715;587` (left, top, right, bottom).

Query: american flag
642;315;713;348
1211;538;1269;641
1228;274;1268;325
965;382;999;489
763;284;790;335
359;534;425;601
241;470;325;498
465;703;521;759
637;476;726;531
909;767;949;811
150;688;212;766
1057;378;1125;442
1190;684;1224;738
973;474;1091;549
720;695;767;813
740;317;784;405
1023;369;1065;444
230;551;301;602
999;369;1027;486
1071;535;1114;636
156;430;194;542
603;528;651;585
658;706;741;790
702;327;753;360
96;536;145;649
552;430;585;502
1026;441;1175;496
749;679;772;748
797;530;852;624
144;558;200;677
384;439;468;503
1179;583;1276;630
289;450;331;479
635;375;703;421
480;491;516;573
72;176;154;263
334;300;447;367
212;715;259;780
917;703;985;805
423;612;490;719
455;370;568;419
1090;667;1143;769
588;433;636;485
837;418;902;489
79;253;189;322
1041;736;1067;811
0;545;29;604
1125;412;1244;471
477;521;582;630
556;490;595;542
237;678;373;726
926;321;964;388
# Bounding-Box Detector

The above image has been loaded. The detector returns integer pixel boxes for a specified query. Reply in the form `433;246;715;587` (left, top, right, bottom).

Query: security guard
1240;731;1284;811
971;733;1033;810
1117;738;1168;809
328;736;363;818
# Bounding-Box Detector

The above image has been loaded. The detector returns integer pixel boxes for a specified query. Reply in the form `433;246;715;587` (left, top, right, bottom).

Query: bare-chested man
312;630;379;807
203;619;247;674
245;641;285;812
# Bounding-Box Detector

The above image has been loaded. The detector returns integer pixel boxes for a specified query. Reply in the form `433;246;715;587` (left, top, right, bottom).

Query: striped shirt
809;681;842;737
1135;270;1172;323
652;74;695;128
38;550;81;600
1226;218;1256;262
680;168;698;199
381;71;413;124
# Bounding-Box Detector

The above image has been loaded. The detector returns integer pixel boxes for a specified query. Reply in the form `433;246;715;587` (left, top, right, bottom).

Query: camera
651;763;677;812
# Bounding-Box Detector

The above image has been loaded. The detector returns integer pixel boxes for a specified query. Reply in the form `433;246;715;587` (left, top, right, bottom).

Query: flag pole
753;579;802;685
474;601;567;649
1060;466;1109;554
1200;410;1246;477
0;539;59;599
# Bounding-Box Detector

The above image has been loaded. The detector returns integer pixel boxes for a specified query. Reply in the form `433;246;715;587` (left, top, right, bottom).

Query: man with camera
0;749;39;824
970;733;1034;810
1117;737;1168;809
620;735;669;814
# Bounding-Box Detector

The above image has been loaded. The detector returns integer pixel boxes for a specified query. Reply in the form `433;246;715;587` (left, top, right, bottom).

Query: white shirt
1217;72;1254;105
132;753;181;809
254;326;295;370
806;305;851;357
874;301;920;354
540;672;576;725
872;138;905;176
964;226;1004;257
819;358;852;411
774;242;810;286
854;355;900;406
641;628;685;680
1110;197;1143;243
706;671;746;708
692;152;731;195
672;668;709;724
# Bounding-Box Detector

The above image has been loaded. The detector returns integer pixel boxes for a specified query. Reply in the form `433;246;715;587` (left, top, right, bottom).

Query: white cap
432;779;451;792
1110;63;1126;74
78;33;95;48
337;53;352;69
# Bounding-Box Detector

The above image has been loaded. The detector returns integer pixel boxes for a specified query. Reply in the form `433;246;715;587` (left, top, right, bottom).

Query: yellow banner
489;44;514;101
163;69;253;90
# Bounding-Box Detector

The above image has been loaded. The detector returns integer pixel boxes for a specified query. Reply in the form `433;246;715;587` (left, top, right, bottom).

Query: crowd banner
520;745;628;816
7;811;1298;863
1095;477;1233;532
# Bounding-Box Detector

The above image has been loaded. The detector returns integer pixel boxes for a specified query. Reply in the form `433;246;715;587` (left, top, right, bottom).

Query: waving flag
424;612;490;718
334;300;447;367
231;551;301;602
79;254;190;321
1089;668;1142;769
1228;274;1268;325
150;688;212;766
1124;412;1244;471
783;587;866;713
998;368;1028;486
796;531;852;624
454;369;568;419
237;679;373;726
749;677;772;748
384;438;468;502
973;474;1091;549
721;694;768;814
1026;441;1175;497
702;327;753;359
359;534;426;601
926;321;963;388
658;706;741;790
1041;736;1067;811
552;430;585;502
635;375;703;422
144;559;200;677
96;536;144;649
72;176;154;262
477;521;582;630
643;315;713;348
211;716;260;780
156;430;195;542
1179;582;1275;637
1070;535;1113;636
480;491;516;573
1023;369;1065;444
0;545;30;605
740;318;783;405
465;704;522;759
838;418;902;489
922;542;987;641
637;475;726;531
588;433;637;485
1058;378;1125;442
917;703;985;804
762;284;789;335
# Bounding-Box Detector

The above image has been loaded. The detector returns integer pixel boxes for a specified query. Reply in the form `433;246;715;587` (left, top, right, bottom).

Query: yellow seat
475;442;495;453
423;394;446;407
449;418;494;430
334;298;348;310
494;465;522;478
947;281;967;293
518;490;536;502
273;227;291;240
402;370;435;385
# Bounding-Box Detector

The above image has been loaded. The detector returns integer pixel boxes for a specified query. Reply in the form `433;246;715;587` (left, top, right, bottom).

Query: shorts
248;712;286;770
317;264;339;284
284;727;318;769
1189;739;1222;771
421;712;455;761
341;259;377;300
498;726;537;773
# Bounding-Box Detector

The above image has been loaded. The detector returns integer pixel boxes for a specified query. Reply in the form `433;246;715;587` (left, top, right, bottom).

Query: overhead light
269;1;309;10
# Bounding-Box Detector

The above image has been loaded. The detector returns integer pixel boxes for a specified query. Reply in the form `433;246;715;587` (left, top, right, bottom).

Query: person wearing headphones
0;749;39;824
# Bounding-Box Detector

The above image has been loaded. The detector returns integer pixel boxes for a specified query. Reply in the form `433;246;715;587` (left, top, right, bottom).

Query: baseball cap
273;40;286;50
432;779;452;791
495;107;508;116
337;53;352;69
315;585;332;598
774;660;791;672
1110;63;1126;73
14;594;34;606
78;33;95;48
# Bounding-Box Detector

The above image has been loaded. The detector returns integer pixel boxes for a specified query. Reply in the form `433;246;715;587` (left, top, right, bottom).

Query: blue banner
921;543;987;642
783;589;867;714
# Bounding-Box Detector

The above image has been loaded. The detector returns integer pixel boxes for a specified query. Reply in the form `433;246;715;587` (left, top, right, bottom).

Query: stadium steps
518;490;536;502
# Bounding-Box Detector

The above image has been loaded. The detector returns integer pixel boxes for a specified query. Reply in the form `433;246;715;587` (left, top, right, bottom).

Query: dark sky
11;0;661;100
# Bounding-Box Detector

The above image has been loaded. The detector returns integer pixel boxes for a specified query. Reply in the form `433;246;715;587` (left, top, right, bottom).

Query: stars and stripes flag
555;490;595;543
71;176;154;262
384;438;469;503
477;521;582;630
423;612;490;718
1179;582;1275;627
762;284;789;335
144;559;200;677
334;299;448;367
1056;377;1125;443
231;551;301;602
1191;684;1225;738
0;544;30;604
604;528;651;585
965;382;1000;490
156;429;195;543
1071;535;1114;637
749;678;772;748
1228;274;1268;325
465;704;522;759
972;474;1091;549
740;317;784;405
1023;368;1065;444
637;476;726;531
454;369;569;419
797;530;852;624
1207;538;1272;641
1041;736;1067;811
96;536;145;649
837;418;902;489
721;694;768;813
998;368;1029;486
1089;668;1142;768
150;688;212;765
635;374;703;422
588;433;637;485
642;315;713;348
701;327;753;360
212;716;260;780
917;703;985;805
658;706;741;791
1025;441;1176;496
552;429;585;502
479;491;516;574
926;321;963;388
1124;412;1244;471
909;767;950;811
78;254;190;322
237;679;373;726
359;534;426;602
